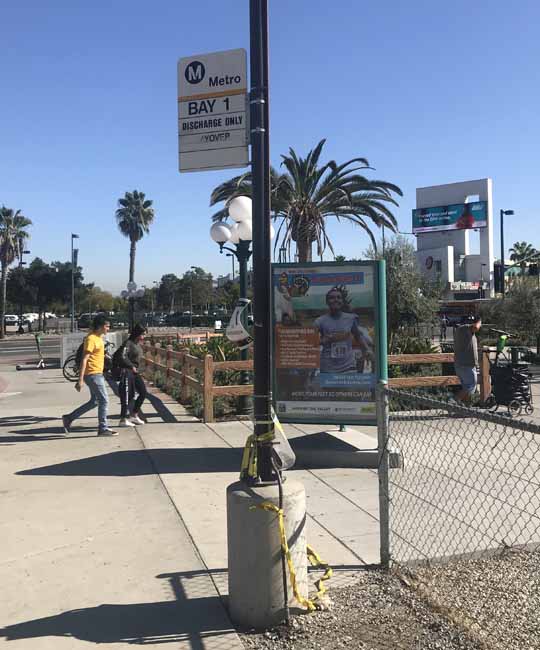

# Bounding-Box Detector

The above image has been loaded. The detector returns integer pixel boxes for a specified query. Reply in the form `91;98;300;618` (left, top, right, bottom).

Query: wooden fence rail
142;342;491;423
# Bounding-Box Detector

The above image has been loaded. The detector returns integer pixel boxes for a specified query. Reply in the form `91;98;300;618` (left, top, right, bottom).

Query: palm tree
210;139;402;262
115;190;155;326
509;241;538;275
0;207;32;338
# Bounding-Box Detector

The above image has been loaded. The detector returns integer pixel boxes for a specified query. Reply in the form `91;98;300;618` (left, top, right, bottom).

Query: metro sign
177;49;249;173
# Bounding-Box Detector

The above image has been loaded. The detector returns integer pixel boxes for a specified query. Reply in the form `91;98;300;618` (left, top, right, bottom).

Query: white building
414;179;494;301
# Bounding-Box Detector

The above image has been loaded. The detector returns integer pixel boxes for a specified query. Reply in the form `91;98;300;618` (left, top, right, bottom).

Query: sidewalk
0;366;380;648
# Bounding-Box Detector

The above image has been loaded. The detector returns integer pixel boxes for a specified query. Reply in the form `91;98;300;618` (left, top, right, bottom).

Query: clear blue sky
1;0;539;294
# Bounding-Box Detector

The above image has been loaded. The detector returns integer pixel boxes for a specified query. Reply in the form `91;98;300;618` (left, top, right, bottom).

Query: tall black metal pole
500;209;505;298
250;0;275;482
237;240;253;415
71;236;75;332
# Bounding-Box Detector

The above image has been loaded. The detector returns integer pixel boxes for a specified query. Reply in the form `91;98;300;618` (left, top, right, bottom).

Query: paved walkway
0;366;380;648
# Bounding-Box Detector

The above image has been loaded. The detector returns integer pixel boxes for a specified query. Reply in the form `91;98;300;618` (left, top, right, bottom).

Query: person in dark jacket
453;315;481;404
119;324;147;427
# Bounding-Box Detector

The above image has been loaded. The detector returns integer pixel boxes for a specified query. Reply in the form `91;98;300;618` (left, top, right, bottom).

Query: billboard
412;201;488;234
272;261;385;425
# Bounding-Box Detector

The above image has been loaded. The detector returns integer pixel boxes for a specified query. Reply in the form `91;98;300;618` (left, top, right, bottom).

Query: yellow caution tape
251;501;332;612
307;544;333;604
240;409;281;480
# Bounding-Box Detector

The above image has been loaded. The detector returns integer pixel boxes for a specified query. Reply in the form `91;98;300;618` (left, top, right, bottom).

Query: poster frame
271;259;387;425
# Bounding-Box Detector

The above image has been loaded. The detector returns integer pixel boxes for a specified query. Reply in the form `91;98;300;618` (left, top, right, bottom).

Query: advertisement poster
272;262;380;424
412;201;487;234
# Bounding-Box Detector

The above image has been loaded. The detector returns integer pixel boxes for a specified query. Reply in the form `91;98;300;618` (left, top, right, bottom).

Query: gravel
240;569;484;650
410;549;540;650
240;550;540;650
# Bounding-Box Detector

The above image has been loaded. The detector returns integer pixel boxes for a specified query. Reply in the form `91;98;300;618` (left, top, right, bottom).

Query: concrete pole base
227;479;308;629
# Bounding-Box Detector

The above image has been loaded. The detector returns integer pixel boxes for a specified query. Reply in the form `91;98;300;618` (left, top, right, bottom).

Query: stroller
486;329;534;416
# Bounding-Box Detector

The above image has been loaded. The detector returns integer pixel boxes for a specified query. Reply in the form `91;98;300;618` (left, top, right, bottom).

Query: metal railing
381;387;540;650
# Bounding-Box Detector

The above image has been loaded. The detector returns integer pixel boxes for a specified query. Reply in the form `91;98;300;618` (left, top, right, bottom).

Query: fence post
376;381;391;569
180;352;188;403
480;347;491;402
141;343;149;378
203;354;214;423
165;345;173;393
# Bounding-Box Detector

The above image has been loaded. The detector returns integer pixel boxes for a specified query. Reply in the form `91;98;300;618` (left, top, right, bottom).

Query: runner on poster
272;262;380;424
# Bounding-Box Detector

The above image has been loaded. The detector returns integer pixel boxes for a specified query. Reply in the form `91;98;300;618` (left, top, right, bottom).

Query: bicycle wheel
62;355;80;382
508;400;522;416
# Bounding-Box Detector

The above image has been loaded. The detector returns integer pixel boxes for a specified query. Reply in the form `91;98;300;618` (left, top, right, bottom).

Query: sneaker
119;418;136;427
98;429;119;436
130;415;145;425
62;415;71;433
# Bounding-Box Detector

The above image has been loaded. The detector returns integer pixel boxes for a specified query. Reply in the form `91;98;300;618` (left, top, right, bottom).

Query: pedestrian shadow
0;416;57;427
17;447;243;476
106;377;181;424
10;426;95;436
0;435;66;444
0;571;234;646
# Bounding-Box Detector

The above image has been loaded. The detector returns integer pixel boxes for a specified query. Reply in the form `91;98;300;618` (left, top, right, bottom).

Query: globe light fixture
228;196;252;223
210;222;232;244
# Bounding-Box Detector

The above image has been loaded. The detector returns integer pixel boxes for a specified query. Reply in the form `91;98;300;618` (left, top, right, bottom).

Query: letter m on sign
186;62;204;83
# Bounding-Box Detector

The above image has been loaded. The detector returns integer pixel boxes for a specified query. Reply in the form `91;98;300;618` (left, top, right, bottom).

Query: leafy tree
0;207;32;337
214;280;240;309
6;266;36;315
366;235;442;352
509;241;538;275
210;140;402;262
182;267;213;312
156;273;182;312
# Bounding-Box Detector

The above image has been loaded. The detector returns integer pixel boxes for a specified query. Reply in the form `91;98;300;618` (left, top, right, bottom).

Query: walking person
453;315;482;404
118;324;147;427
440;315;448;341
62;314;117;436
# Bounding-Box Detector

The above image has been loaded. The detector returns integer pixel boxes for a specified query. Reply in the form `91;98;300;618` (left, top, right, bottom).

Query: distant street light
500;209;515;297
71;234;79;332
226;253;236;281
120;282;145;329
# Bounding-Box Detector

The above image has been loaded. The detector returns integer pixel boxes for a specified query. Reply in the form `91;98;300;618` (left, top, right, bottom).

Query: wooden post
480;347;491;402
180;352;188;403
165;345;173;393
203;354;214;423
141;343;149;378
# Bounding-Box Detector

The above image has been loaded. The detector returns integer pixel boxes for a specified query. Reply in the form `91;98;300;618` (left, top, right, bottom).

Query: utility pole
250;0;275;482
71;234;79;332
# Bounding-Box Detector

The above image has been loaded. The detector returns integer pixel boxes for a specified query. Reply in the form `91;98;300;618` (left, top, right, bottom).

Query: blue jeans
455;364;478;395
68;373;109;432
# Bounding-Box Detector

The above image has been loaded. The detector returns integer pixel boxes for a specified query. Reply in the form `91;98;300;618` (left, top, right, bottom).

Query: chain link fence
384;388;540;650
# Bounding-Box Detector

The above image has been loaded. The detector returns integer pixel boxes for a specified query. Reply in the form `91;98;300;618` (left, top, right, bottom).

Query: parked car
4;315;19;326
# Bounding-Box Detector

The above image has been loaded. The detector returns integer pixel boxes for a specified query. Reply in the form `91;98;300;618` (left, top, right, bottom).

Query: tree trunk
129;240;136;282
0;263;7;339
297;237;312;263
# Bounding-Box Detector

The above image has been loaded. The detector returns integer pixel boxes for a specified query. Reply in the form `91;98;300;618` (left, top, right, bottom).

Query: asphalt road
0;335;61;366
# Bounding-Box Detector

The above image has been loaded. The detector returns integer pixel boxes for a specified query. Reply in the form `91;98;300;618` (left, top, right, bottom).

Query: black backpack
74;340;85;368
111;342;129;380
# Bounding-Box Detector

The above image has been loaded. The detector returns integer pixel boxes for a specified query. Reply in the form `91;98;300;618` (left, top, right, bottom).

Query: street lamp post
121;282;145;330
226;252;236;282
17;249;30;333
210;198;275;417
71;234;79;332
500;209;514;298
480;263;487;299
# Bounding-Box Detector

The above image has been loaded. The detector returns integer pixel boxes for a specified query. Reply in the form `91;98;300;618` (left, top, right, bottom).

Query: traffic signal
529;263;539;276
